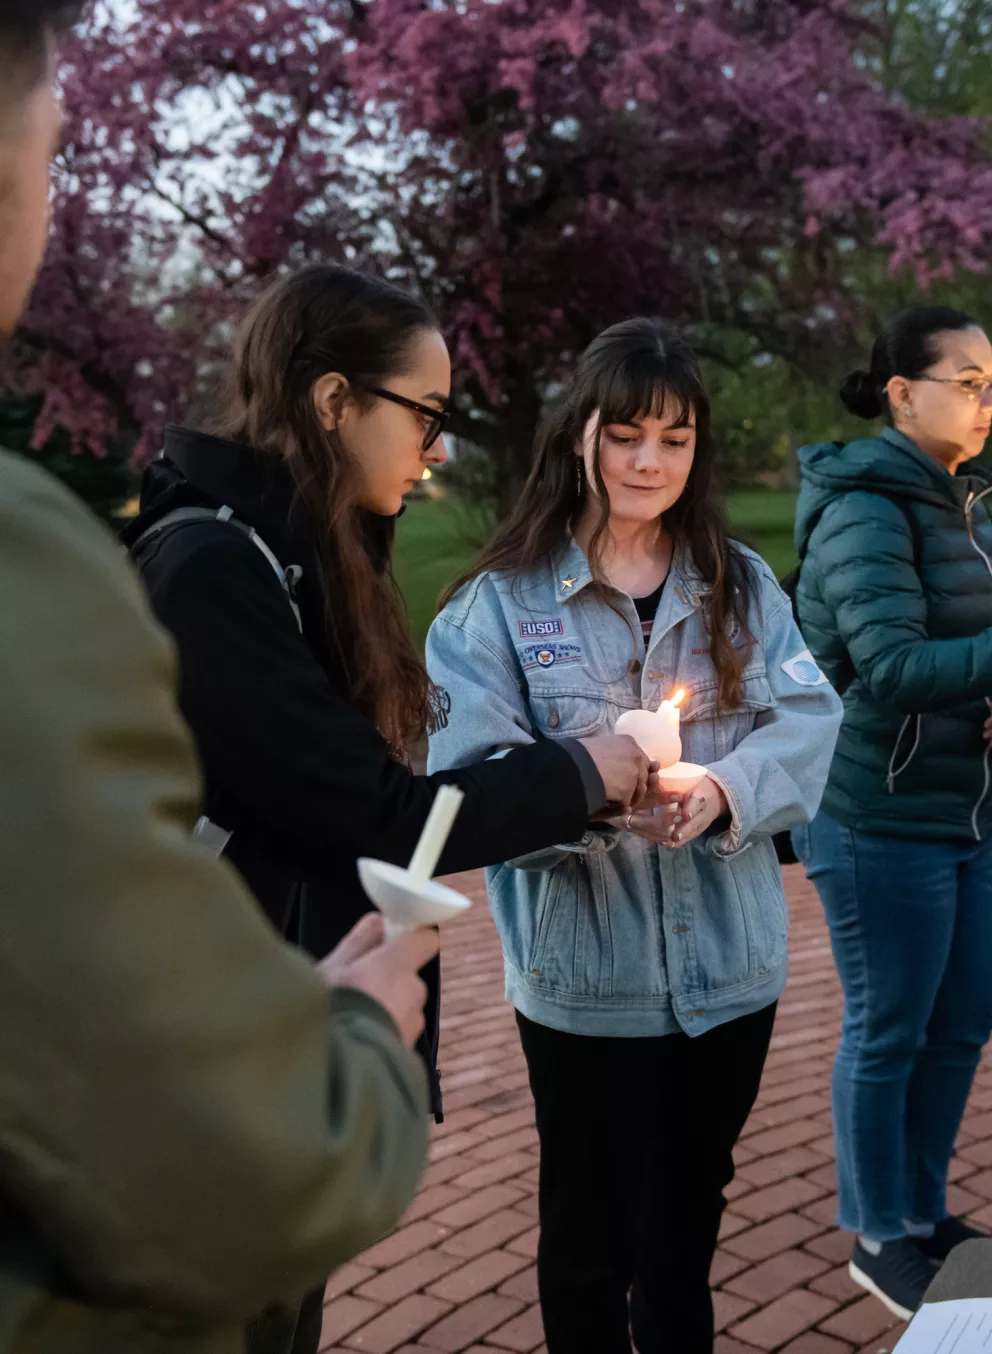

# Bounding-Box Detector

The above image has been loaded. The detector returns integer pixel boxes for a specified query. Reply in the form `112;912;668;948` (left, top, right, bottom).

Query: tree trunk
494;379;543;519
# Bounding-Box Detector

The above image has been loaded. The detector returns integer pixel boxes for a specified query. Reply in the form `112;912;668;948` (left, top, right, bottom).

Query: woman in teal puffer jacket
792;307;992;1322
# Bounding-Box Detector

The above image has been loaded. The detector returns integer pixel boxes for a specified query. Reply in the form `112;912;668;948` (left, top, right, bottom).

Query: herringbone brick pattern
321;865;992;1353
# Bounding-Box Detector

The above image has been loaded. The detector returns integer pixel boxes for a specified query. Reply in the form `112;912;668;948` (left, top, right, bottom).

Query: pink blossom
16;0;992;464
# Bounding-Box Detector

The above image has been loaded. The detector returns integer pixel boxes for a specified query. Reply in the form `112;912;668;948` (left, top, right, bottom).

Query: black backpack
772;490;921;866
128;504;304;860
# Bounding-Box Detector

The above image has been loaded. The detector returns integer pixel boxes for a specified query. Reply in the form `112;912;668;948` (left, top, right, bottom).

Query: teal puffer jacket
795;427;992;842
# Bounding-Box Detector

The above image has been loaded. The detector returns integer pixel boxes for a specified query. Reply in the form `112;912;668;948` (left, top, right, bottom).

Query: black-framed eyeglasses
917;375;992;404
367;386;451;449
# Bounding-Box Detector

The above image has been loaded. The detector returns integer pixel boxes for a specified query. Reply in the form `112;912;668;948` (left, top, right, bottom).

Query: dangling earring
576;461;583;495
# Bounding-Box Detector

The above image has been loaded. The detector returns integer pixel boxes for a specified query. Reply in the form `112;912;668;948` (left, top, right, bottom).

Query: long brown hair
211;264;445;752
443;317;755;709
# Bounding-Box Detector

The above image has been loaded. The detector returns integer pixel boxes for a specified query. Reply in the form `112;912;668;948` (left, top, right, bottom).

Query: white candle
614;688;685;768
659;697;681;737
408;784;466;886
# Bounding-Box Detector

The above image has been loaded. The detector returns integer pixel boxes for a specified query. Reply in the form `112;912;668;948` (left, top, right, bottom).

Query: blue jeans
792;813;992;1241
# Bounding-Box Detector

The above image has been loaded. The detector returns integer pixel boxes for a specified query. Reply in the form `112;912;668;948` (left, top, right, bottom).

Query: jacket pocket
528;870;566;976
526;856;618;997
738;842;789;977
680;673;773;765
886;714;923;793
529;691;610;738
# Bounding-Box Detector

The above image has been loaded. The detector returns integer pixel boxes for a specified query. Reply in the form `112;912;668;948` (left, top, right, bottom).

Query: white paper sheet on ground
894;1298;992;1351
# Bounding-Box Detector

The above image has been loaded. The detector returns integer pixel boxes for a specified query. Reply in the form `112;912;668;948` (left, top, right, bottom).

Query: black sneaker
849;1237;936;1320
913;1216;988;1263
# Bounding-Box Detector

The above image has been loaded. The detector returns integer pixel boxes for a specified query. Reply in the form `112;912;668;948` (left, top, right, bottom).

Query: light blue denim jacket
426;539;843;1037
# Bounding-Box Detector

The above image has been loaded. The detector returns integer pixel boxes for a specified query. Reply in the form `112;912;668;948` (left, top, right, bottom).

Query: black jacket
123;427;603;1117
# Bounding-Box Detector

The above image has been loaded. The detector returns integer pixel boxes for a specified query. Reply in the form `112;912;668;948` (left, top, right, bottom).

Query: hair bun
839;369;884;420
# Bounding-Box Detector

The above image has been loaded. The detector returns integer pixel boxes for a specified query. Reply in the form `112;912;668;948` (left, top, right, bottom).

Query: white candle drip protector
655;762;708;794
358;784;472;939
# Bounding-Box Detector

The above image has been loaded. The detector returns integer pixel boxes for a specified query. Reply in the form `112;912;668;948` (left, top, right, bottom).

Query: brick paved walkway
321;865;992;1354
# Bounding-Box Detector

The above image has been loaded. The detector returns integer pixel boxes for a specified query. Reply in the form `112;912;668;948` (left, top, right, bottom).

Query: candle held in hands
615;688;685;768
408;784;465;886
358;784;472;938
655;762;707;793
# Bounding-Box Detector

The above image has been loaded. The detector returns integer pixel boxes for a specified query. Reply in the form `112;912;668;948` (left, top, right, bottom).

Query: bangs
593;349;700;431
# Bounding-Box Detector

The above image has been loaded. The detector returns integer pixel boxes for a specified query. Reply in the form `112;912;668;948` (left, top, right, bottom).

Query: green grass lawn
395;490;799;647
725;490;799;580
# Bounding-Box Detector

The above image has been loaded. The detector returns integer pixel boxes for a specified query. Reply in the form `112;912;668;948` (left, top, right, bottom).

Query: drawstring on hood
887;715;922;794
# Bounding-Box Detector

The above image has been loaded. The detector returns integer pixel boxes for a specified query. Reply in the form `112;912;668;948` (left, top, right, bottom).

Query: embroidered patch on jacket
519;640;584;671
518;618;565;639
781;650;829;687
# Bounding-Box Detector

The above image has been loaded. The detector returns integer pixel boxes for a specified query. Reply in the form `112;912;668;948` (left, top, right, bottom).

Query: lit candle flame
672;688;686;707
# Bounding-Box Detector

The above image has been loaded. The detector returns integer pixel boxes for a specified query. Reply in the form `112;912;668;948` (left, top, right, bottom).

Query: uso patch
519;640;584;671
518;618;565;639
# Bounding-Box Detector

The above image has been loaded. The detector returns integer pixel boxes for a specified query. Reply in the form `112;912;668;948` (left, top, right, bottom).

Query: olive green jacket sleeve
0;451;428;1318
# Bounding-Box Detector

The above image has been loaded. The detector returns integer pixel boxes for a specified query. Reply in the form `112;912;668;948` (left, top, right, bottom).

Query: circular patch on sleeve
781;650;829;687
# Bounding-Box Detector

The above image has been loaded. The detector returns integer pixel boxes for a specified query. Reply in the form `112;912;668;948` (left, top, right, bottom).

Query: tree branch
147;180;234;255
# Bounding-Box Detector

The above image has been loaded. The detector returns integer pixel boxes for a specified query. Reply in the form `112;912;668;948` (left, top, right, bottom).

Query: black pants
516;1003;776;1354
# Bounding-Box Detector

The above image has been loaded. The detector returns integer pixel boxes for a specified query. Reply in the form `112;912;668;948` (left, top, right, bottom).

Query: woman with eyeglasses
792;307;992;1321
122;265;655;1354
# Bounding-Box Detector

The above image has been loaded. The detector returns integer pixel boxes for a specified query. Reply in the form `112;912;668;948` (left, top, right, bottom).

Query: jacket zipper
887;714;921;793
965;487;992;839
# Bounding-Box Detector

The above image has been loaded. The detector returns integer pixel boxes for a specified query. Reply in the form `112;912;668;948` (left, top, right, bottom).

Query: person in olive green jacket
0;5;436;1351
791;307;992;1322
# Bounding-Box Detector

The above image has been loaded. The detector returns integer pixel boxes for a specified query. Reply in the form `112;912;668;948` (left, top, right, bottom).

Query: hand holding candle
615;775;727;849
358;784;473;939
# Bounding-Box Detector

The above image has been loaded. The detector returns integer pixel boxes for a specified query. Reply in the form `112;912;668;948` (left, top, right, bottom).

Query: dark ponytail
840;306;978;423
838;370;884;420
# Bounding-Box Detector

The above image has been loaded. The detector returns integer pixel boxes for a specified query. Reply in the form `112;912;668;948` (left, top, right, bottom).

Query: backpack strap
129;505;304;633
129;505;304;860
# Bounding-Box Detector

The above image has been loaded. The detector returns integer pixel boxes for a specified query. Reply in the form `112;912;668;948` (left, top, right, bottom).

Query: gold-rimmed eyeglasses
917;375;992;404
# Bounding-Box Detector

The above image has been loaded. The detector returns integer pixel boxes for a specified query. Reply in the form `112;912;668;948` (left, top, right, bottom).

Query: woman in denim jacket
426;319;843;1354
